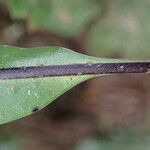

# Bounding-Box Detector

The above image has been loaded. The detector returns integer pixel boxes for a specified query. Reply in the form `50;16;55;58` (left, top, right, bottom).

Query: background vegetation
0;0;150;149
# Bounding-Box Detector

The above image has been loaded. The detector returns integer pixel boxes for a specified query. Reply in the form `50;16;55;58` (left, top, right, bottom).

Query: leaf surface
0;45;149;125
0;45;115;124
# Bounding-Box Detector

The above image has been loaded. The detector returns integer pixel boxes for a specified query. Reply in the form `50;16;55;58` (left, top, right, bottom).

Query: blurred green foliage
87;0;150;59
1;0;150;59
74;129;150;150
0;131;23;150
3;0;101;37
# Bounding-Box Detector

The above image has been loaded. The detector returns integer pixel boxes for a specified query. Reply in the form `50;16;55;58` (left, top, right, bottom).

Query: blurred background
0;0;150;149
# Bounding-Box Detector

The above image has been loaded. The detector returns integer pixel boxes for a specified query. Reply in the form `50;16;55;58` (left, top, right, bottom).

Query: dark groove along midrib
0;62;149;80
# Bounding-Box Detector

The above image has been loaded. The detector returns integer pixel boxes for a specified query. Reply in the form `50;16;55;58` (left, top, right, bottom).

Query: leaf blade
0;45;149;125
0;45;99;124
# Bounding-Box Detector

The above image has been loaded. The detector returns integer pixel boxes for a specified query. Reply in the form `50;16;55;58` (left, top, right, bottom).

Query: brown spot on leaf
32;107;39;113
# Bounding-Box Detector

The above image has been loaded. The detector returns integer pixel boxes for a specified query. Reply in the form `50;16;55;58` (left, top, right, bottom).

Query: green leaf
0;45;149;125
2;0;101;37
0;45;108;124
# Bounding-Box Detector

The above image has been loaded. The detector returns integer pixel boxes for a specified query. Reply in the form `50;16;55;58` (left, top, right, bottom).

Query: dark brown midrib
0;62;149;80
